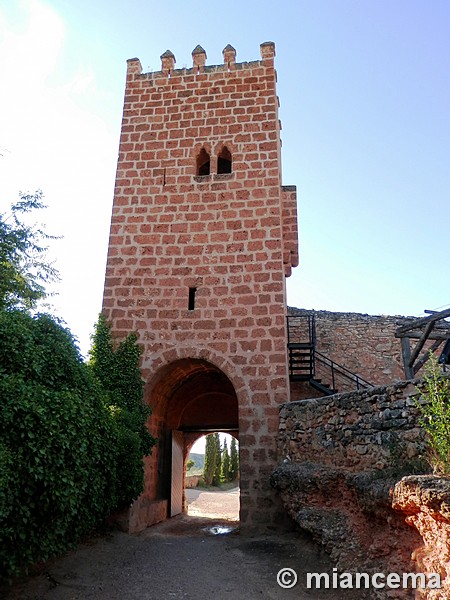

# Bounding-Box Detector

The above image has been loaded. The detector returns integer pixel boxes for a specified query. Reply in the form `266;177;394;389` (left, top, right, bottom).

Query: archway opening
196;148;210;176
186;432;239;521
217;146;232;174
145;358;239;524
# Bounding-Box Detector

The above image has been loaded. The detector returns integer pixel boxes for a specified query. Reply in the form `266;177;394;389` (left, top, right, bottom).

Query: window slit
188;287;197;311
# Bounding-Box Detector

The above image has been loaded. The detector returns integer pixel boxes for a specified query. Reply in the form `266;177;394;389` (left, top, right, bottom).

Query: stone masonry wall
287;307;407;386
279;380;427;471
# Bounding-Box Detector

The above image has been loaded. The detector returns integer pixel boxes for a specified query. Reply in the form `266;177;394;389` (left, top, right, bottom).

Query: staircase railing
314;351;373;392
286;314;374;392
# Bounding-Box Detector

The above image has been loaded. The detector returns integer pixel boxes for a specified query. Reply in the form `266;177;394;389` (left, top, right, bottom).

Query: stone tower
102;42;298;532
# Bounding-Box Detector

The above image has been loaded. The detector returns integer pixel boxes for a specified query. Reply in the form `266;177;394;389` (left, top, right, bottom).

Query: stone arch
143;343;249;404
195;147;211;176
137;349;244;526
217;145;232;174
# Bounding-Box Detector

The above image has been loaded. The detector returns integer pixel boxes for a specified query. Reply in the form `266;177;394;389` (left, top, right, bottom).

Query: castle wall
279;380;426;470
288;308;406;388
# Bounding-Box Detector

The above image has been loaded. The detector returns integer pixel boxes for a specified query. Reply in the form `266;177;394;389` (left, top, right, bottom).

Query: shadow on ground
2;514;370;600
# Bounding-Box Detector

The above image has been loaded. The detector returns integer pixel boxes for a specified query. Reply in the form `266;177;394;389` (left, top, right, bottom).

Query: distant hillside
188;452;204;470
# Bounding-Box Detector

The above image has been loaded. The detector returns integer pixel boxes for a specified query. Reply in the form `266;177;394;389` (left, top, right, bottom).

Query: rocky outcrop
272;380;441;599
393;476;450;599
271;462;420;599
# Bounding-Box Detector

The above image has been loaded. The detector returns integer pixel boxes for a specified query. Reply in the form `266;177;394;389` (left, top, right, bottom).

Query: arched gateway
102;42;298;532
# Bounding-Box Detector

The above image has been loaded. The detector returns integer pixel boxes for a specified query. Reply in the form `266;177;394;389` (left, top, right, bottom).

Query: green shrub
416;355;450;475
0;311;116;578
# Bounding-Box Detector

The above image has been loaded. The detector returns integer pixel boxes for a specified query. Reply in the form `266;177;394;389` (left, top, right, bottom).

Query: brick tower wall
102;43;298;531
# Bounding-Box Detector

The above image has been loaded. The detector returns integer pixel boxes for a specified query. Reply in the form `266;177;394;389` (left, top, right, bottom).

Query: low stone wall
185;474;201;488
279;380;427;472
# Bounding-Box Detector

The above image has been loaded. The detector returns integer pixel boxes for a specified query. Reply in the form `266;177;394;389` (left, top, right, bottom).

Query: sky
1;0;450;368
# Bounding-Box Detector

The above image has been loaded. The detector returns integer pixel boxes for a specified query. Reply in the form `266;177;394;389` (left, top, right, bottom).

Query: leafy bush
0;311;116;578
416;354;450;474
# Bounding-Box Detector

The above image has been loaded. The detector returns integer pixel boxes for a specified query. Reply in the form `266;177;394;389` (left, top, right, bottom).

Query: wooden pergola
395;307;450;379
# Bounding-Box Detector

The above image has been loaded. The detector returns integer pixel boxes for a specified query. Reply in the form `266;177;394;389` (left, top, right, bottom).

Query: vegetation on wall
416;355;450;475
89;314;156;508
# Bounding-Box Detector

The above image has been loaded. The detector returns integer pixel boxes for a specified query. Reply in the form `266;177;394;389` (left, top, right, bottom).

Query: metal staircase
287;314;373;395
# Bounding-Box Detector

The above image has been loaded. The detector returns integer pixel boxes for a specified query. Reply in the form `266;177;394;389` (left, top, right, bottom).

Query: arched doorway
143;358;239;523
185;432;240;520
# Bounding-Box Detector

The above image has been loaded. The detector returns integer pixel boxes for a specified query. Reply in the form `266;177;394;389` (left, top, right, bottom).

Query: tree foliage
417;355;450;474
0;191;59;311
89;314;156;508
220;438;231;483
229;436;239;482
203;433;222;486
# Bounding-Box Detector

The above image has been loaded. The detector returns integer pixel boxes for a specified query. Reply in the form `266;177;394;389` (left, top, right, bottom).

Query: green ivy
89;314;156;509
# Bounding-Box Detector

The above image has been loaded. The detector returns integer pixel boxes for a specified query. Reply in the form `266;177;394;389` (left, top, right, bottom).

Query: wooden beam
401;337;414;380
396;307;450;335
408;319;436;368
413;340;444;376
395;331;450;340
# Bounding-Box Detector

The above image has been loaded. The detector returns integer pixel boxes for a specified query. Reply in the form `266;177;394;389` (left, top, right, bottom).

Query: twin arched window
196;147;232;176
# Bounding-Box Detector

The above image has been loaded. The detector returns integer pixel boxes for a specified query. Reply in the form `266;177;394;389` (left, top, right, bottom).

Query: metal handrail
286;314;374;390
315;351;373;390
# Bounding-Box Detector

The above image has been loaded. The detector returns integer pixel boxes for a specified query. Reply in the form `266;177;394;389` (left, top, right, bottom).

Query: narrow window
188;287;197;310
196;148;210;176
217;146;232;174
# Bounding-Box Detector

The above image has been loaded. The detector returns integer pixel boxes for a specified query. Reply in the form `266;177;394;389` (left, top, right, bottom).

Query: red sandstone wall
102;43;298;531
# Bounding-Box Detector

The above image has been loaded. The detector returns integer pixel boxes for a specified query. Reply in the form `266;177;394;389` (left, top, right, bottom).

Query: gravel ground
2;489;370;600
186;486;239;520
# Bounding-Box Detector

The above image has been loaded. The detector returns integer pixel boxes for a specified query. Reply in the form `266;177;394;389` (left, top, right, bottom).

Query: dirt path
2;489;370;599
186;486;239;520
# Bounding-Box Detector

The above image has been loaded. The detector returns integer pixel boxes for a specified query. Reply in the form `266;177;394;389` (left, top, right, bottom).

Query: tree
220;438;231;483
186;459;195;471
211;433;222;487
203;434;217;486
203;433;222;486
0;191;59;311
229;437;239;482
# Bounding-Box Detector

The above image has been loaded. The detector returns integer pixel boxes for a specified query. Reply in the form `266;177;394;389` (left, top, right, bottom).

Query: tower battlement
126;42;276;78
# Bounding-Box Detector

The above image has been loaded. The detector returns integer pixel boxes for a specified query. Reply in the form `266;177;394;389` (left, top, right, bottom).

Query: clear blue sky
1;0;449;357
